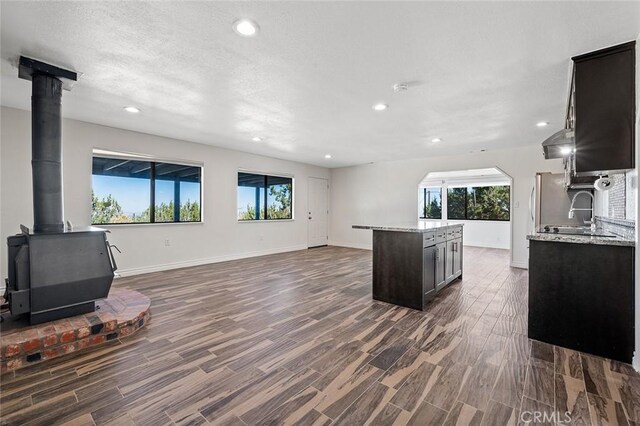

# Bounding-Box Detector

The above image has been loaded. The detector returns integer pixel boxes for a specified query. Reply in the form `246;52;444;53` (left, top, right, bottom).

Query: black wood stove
4;57;117;325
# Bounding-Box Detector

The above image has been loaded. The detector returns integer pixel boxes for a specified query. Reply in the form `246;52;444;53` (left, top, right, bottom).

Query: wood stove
3;57;117;325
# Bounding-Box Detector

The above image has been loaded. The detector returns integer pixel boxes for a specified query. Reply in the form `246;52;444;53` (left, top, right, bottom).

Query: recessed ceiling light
233;19;259;37
431;138;442;143
536;121;549;127
372;103;388;111
252;136;263;142
324;154;332;159
124;106;140;113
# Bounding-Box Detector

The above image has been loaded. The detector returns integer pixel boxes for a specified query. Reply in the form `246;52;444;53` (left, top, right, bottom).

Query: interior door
308;177;328;247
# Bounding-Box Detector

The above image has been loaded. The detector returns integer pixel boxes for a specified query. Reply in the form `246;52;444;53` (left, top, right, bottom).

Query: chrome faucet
568;190;596;231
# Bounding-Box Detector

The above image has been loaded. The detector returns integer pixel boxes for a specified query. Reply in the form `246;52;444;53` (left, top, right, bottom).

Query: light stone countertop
527;232;635;247
352;222;463;233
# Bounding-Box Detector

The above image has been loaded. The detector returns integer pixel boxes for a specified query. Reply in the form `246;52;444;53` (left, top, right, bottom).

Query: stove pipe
18;56;77;233
31;74;64;232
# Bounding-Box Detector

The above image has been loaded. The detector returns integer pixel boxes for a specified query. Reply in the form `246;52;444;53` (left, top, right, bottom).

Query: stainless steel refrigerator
529;172;593;231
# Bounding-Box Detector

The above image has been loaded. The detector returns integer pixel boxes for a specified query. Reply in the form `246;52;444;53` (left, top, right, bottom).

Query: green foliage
423;198;442;219
154;201;174;222
421;188;442;219
267;183;292;219
238;183;292;220
446;185;510;220
92;191;131;224
447;187;467;219
467;185;510;220
180;200;201;221
91;191;200;224
239;204;258;220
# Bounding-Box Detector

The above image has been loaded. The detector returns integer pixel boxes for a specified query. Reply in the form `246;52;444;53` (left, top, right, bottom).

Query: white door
308;177;328;247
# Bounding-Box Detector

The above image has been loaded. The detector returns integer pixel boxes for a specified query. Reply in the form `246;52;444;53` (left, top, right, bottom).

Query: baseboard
115;244;308;277
510;261;528;269
328;241;372;251
464;243;510;251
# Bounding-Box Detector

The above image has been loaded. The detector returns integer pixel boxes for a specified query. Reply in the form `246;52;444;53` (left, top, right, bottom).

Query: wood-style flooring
1;246;639;425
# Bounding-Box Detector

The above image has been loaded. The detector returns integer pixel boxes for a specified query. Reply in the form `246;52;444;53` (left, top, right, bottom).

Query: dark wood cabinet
528;239;635;363
371;226;463;311
445;240;454;284
453;237;463;277
423;245;437;301
445;228;463;284
572;41;635;174
435;242;447;291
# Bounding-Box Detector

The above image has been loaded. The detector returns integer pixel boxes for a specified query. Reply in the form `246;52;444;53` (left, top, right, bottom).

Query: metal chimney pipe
31;74;64;232
18;56;77;233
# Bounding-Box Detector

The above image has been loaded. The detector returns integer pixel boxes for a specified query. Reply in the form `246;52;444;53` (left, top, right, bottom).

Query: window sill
93;221;204;227
237;219;295;223
419;218;510;223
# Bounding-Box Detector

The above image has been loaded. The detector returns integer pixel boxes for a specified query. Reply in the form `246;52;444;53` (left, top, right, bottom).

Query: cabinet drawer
446;226;462;240
435;230;447;243
423;231;436;247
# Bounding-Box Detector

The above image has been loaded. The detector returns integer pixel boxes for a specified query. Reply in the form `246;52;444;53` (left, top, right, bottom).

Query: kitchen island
527;232;635;363
353;222;463;310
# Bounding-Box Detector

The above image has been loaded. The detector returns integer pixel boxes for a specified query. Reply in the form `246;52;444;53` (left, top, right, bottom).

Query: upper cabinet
572;41;635;175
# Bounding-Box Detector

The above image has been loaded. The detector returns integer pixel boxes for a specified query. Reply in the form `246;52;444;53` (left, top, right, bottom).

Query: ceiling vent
393;83;409;93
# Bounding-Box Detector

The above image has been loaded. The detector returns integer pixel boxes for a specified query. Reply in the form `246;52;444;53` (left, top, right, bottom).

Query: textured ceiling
1;2;639;168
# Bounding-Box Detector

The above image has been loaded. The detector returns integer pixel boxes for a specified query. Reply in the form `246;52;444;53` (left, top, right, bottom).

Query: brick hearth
0;287;150;373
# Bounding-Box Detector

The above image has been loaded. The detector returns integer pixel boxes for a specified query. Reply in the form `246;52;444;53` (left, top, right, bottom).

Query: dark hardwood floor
1;246;639;425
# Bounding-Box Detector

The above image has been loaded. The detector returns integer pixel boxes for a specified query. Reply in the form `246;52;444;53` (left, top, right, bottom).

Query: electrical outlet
164;239;171;247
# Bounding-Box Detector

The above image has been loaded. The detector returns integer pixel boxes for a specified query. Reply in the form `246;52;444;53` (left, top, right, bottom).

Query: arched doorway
418;167;513;253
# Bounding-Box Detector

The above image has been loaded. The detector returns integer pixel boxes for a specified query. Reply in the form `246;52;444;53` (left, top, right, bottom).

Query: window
238;172;293;220
447;185;510;221
447;187;467;220
419;187;442;219
92;157;201;224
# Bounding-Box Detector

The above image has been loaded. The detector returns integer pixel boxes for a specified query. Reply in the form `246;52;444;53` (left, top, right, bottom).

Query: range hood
542;128;575;159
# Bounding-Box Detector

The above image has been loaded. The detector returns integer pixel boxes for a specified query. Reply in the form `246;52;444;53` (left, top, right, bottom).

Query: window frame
237;170;295;222
91;152;203;226
419;187;443;220
446;185;511;222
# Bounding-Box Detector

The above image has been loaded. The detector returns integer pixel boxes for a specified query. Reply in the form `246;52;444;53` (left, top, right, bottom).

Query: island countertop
352;222;463;233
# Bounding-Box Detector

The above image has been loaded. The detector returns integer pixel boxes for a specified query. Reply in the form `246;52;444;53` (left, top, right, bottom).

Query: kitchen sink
539;226;617;238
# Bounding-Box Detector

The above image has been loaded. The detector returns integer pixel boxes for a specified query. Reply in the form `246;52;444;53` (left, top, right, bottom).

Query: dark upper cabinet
572;41;635;174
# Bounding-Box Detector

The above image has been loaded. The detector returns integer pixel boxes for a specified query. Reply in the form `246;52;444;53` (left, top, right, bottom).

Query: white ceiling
1;2;639;168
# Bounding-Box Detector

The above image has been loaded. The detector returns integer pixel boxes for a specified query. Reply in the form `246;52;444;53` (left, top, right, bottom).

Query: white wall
446;220;510;249
329;145;563;268
0;107;330;278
